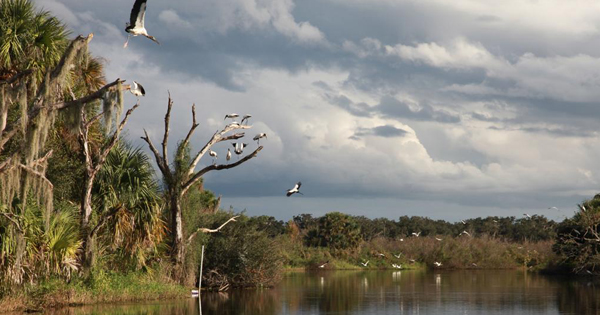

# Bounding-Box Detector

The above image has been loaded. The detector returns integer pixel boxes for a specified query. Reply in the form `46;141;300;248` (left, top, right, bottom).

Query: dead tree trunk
142;95;262;283
78;102;140;272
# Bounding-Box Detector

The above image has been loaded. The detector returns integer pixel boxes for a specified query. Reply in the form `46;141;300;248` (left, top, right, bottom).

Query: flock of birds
122;0;304;197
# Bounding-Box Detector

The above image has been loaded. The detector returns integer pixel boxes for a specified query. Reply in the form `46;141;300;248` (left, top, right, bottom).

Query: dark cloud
352;125;409;139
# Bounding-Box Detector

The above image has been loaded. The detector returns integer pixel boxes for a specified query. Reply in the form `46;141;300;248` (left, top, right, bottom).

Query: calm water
42;270;600;315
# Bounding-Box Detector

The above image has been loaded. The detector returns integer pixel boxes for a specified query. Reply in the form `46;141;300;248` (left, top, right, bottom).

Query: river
42;270;599;314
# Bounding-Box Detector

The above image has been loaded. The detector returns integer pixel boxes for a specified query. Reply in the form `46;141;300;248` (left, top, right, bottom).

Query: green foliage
553;194;600;274
305;212;361;254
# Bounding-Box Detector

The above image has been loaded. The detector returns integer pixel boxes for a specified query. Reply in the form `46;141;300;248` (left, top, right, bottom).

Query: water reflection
39;270;600;315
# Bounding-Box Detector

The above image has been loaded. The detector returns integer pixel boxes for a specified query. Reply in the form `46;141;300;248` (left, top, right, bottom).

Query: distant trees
305;212;361;253
553;194;600;274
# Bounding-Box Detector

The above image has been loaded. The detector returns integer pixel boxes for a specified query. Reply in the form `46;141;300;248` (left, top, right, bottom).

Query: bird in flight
124;0;160;47
360;260;369;267
318;262;327;268
434;262;442;267
286;182;303;197
411;232;421;237
523;213;532;219
393;253;402;259
129;81;145;98
460;230;471;237
435;237;443;241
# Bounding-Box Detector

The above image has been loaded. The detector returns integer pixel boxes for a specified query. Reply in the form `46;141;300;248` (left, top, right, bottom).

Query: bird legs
123;35;131;48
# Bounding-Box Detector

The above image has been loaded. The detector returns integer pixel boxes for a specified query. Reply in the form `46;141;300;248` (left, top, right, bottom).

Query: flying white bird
226;148;231;161
286;182;303;197
360;260;369;267
377;253;386;257
209;150;217;163
253;133;267;144
411;232;421;237
548;206;559;211
461;220;466;224
460;230;471;237
392;264;402;269
129;80;145;97
232;143;247;155
318;262;327;268
393;253;402;259
241;114;252;125
434;262;442;267
124;0;160;47
224;113;239;120
524;213;532;219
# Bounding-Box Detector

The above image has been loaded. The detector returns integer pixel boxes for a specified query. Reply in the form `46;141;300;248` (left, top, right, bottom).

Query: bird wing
232;143;237;149
253;135;259;140
296;182;302;189
136;81;146;95
130;0;147;28
286;191;293;197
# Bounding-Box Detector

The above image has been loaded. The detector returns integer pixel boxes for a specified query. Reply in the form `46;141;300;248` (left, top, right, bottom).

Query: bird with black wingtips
224;113;239;120
124;0;160;47
232;143;247;156
129;81;145;98
286;182;303;197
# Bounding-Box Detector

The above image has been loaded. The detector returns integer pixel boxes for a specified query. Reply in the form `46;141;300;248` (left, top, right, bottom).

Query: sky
35;0;600;222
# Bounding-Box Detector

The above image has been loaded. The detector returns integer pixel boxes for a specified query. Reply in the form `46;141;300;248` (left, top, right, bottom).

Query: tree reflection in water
38;270;600;315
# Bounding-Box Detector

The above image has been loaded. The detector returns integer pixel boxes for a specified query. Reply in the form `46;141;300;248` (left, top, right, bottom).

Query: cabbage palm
94;142;165;269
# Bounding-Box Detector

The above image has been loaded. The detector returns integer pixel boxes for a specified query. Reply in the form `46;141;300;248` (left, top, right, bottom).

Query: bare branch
162;94;173;168
141;129;170;180
180;104;199;156
0;212;22;232
186;215;240;245
187;124;253;178
18;163;54;191
182;146;263;195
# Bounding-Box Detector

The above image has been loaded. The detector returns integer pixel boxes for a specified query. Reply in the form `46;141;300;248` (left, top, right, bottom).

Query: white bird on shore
253;133;267;144
393;253;402;259
129;80;145;98
460;230;471;237
124;0;160;47
586;270;593;275
318;262;327;268
226;148;231;161
411;232;421;237
224;113;239;120
434;262;442;267
392;264;402;269
409;259;416;263
399;238;404;242
361;260;369;267
471;263;478;267
209;150;217;163
241;114;252;125
377;253;385;258
435;237;443;241
286;182;303;197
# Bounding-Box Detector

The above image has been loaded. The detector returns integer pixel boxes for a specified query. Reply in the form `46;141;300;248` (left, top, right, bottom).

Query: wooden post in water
199;245;205;291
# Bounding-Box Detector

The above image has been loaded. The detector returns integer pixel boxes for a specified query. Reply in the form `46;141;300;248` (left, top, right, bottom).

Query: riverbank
0;270;188;313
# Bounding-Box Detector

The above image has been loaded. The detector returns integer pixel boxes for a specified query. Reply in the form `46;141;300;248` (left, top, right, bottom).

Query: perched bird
411;232;421;237
460;230;471;237
399;238;404;242
253;133;267;144
392;264;402;269
286;182;303;197
129;80;145;97
393;253;402;259
580;204;587;212
434;262;442;267
492;220;498;223
471;263;478;267
377;253;386;258
360;260;369;267
241;114;252;125
124;0;160;47
224;113;239;120
435;237;443;241
318;262;327;268
586;270;593;275
226;148;231;161
524;213;532;219
209;150;217;163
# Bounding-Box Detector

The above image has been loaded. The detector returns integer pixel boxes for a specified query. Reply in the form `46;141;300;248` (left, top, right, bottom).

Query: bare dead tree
77;101;140;271
141;95;263;282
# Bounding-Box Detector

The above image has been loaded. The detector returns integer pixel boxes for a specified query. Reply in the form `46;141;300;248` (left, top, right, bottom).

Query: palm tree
93;142;165;269
0;0;69;80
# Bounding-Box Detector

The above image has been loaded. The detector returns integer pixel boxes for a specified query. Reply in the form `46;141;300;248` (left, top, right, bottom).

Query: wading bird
253;133;267;144
318;262;327;268
411;232;421;237
361;261;369;267
209;150;217;163
224;113;239;120
241;114;252;125
286;182;303;197
124;0;160;47
434;262;442;267
129;80;145;98
226;148;231;161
